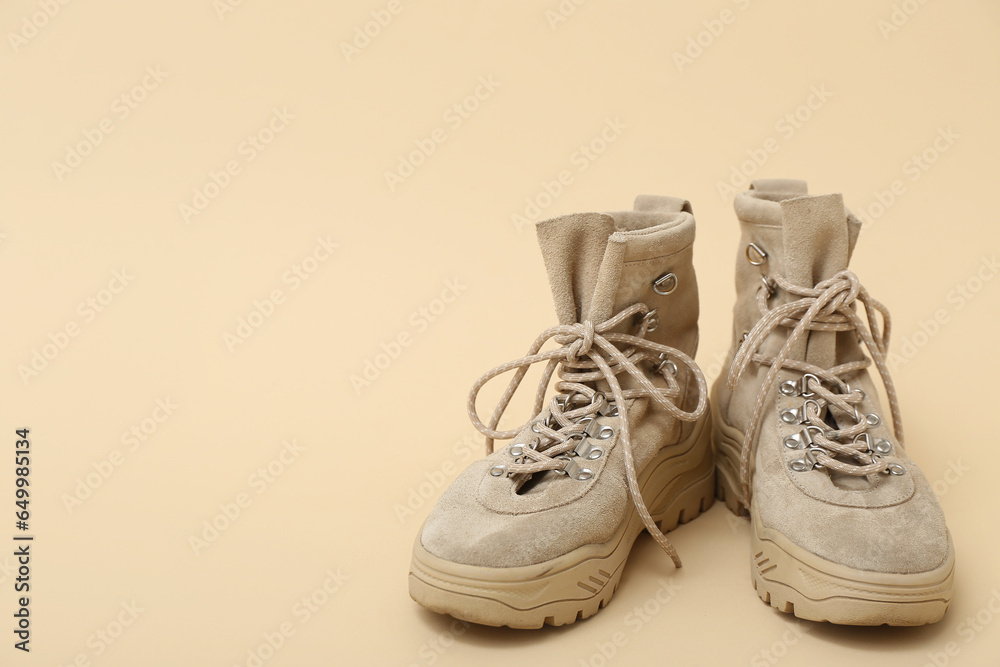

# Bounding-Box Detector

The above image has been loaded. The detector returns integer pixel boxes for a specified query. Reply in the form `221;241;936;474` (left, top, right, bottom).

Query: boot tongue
780;194;859;369
535;213;617;325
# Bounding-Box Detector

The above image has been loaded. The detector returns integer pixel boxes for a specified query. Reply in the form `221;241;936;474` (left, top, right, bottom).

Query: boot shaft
729;179;865;368
535;195;700;359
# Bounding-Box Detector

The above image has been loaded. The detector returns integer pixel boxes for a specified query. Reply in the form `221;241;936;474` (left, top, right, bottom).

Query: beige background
2;0;998;665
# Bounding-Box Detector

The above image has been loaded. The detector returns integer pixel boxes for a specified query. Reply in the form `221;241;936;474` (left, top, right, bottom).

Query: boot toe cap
418;456;628;568
757;461;952;575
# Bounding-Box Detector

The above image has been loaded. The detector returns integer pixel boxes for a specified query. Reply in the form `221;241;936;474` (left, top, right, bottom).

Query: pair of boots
408;180;955;628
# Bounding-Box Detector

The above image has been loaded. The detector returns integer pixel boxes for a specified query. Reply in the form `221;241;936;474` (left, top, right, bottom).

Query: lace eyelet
783;426;822;450
789;459;811;472
573;438;604;461
508;440;537;464
760;275;776;298
779;399;820;426
644;309;659;332
652;273;677;295
654;354;677;376
599;400;619;417
799;374;821;398
746;243;768;266
555;455;594;481
787;445;829;472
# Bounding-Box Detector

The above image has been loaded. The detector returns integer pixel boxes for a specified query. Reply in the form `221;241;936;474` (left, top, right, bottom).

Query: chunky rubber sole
408;409;715;629
711;392;954;626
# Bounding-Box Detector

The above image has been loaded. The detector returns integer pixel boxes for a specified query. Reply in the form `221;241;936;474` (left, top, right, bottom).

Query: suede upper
715;179;951;575
420;196;703;567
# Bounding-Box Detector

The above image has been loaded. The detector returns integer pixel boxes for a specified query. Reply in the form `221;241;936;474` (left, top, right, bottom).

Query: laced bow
468;303;708;566
727;270;905;503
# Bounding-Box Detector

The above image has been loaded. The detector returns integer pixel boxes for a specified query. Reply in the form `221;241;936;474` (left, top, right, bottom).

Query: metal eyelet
858;434;899;470
760;275;776;298
779;380;799;397
789;458;812;472
508;440;537;464
579;417;613;440
779;408;800;425
799;374;821;398
874;438;893;455
865;413;881;426
599;401;619;417
746;243;768;266
804;447;827;468
788;445;829;473
642;308;659;332
489;464;508;477
654;354;677;376
779;374;820;398
783;426;823;450
573;438;604;461
652;272;678;295
779;399;820;426
853;432;872;452
555;455;594;481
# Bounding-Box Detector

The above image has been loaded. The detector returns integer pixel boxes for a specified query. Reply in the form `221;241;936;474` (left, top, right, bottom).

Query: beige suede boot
409;195;715;628
713;179;955;626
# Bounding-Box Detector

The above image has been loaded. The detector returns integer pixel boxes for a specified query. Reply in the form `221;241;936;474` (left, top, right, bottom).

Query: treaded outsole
749;522;954;626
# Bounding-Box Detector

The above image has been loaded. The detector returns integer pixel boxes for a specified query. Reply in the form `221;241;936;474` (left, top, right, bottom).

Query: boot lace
727;270;906;504
468;303;708;567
